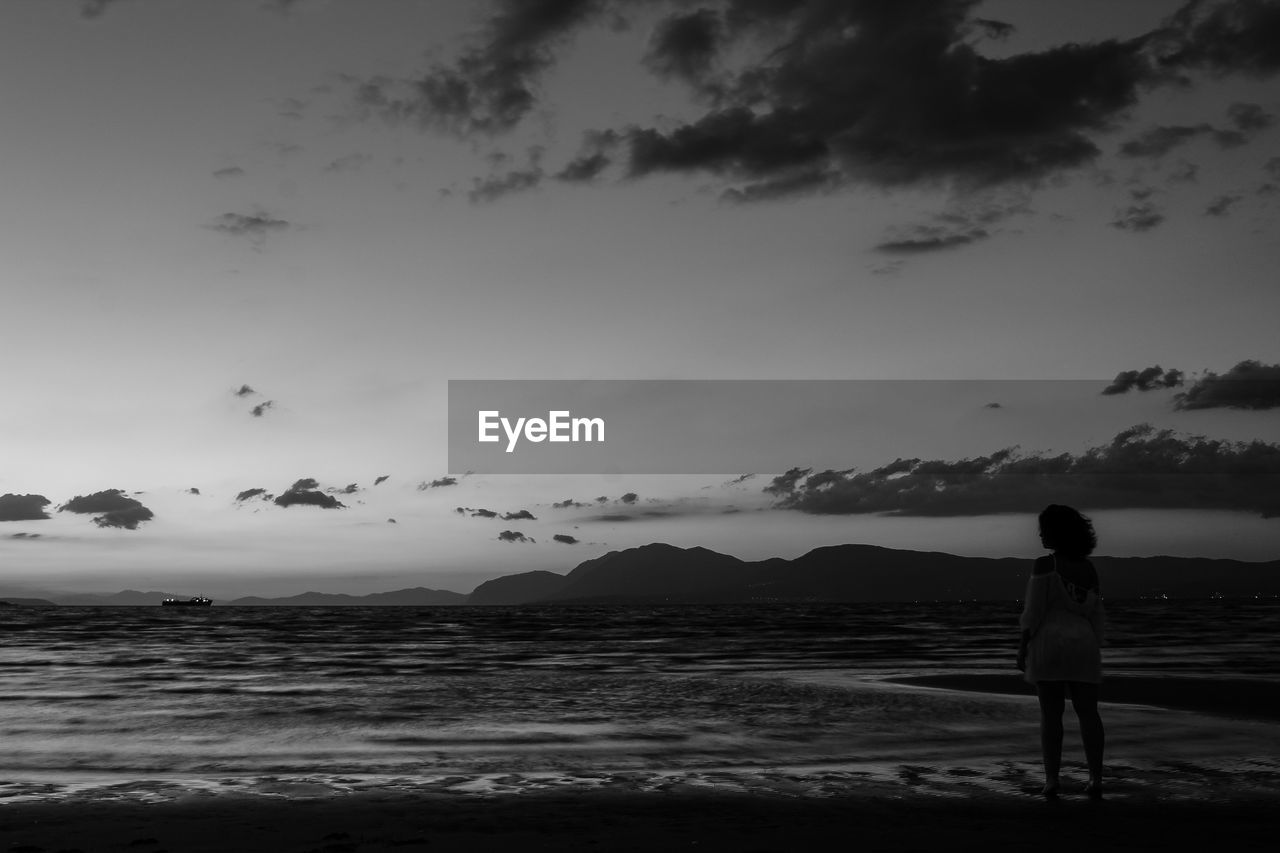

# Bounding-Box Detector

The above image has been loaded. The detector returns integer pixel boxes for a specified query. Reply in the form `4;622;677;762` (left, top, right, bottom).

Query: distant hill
468;570;568;605
226;587;466;606
53;590;194;606
49;587;467;606
32;545;1280;607
0;597;58;607
465;543;1280;604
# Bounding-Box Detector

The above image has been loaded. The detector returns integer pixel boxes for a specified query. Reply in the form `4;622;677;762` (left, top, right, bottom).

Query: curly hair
1038;504;1097;558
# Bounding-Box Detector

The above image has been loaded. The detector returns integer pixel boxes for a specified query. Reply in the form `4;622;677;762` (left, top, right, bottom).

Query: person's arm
1018;557;1052;633
1090;595;1105;645
1017;557;1051;669
1087;559;1104;644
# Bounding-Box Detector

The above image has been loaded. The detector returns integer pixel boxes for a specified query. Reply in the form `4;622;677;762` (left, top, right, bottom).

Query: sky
1;0;1278;597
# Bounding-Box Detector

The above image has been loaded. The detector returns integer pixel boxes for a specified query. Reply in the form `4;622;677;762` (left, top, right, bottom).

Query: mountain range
6;542;1276;606
467;543;1280;604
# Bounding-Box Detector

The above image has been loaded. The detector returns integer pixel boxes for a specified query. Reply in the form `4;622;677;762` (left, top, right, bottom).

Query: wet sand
1;775;1277;852
887;672;1280;721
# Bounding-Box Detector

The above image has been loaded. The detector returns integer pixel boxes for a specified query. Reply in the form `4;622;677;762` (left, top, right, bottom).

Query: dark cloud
1174;360;1280;410
764;467;812;497
419;477;458;489
720;169;842;204
972;17;1015;41
187;488;201;495
502;509;537;521
347;0;1280;211
213;166;246;179
471;508;499;519
984;402;1003;409
595;496;609;503
552;498;587;508
1101;366;1185;395
235;488;271;503
274;480;345;509
8;532;42;539
1111;202;1165;231
497;530;533;543
354;0;604;136
644;9;722;85
80;0;128;18
324;153;373;173
553;533;580;544
468;166;544;203
617;3;1158;193
876;227;989;254
723;474;755;486
1168;160;1199;183
555;151;612;183
1118;124;1214;158
59;489;154;530
597;514;633;522
619;492;638;505
234;384;256;397
1204;194;1242;216
1227;102;1274;132
374;475;390;486
250;401;274;417
1116;121;1255;159
1153;0;1280;77
771;424;1280;518
329;483;360;495
0;494;51;522
209;212;290;241
553;130;621;184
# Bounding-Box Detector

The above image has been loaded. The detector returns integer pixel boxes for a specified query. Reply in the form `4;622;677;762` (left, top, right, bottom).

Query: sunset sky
2;0;1278;598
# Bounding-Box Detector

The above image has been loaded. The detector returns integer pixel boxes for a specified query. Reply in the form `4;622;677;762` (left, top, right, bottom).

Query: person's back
1018;505;1106;799
1021;553;1103;685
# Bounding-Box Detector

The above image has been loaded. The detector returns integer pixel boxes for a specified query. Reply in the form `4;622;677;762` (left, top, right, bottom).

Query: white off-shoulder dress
1019;556;1104;685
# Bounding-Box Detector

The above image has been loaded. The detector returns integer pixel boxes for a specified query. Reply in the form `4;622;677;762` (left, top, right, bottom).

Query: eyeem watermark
479;410;604;453
449;379;1267;475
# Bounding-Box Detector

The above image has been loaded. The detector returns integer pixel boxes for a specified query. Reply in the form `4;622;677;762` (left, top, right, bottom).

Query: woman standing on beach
1017;504;1105;799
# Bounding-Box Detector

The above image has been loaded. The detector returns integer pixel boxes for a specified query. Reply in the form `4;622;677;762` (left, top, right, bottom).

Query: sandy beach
4;674;1278;852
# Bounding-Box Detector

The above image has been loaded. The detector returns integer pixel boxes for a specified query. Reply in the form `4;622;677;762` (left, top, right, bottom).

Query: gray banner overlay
446;379;1280;475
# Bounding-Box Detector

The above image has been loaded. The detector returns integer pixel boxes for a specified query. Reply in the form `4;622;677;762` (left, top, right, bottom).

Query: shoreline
883;673;1280;721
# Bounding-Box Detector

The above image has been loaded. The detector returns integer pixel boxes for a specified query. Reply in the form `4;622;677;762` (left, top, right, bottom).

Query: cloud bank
0;494;52;522
59;489;155;530
352;0;1280;203
1102;366;1185;395
767;425;1280;518
1174;360;1280;410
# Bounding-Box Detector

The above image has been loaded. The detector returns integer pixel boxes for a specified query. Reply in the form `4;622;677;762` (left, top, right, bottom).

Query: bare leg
1036;681;1066;795
1070;681;1105;794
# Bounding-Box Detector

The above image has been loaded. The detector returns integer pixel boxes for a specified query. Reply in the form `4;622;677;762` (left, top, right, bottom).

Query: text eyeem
478;410;604;453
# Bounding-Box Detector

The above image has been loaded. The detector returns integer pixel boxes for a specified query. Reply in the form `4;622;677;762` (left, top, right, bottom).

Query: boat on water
161;597;212;607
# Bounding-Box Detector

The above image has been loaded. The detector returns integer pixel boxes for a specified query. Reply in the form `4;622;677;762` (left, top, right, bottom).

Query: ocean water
0;601;1276;783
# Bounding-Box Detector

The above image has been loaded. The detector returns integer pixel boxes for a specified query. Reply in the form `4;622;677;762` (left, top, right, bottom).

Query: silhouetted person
1017;504;1105;799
